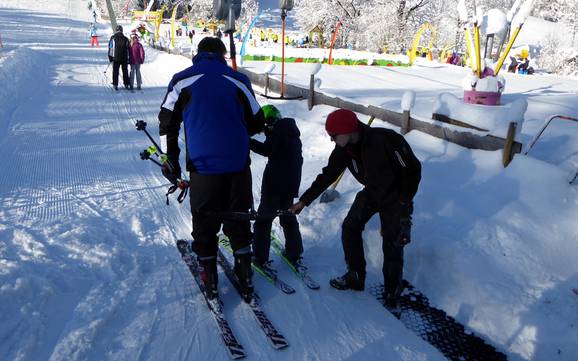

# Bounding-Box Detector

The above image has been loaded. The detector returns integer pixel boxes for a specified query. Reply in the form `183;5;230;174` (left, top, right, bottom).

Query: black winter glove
399;200;413;219
395;200;414;247
161;157;181;185
395;217;412;247
108;56;113;63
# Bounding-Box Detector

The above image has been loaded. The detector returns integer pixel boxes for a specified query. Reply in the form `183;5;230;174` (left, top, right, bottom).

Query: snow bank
0;47;46;137
433;92;527;140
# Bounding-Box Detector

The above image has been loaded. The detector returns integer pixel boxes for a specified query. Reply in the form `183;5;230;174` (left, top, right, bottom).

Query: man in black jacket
108;25;130;90
290;109;421;307
250;105;304;269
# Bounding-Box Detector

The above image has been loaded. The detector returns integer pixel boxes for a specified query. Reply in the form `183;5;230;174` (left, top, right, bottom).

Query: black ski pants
112;61;129;87
189;165;253;258
253;194;303;265
342;189;404;293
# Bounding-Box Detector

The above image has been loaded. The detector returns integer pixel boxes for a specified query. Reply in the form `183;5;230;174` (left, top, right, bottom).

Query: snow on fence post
400;91;416;135
307;63;321;110
502;122;517;167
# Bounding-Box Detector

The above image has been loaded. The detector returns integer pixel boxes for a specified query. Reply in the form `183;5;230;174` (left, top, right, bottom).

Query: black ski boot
329;270;365;291
383;287;403;310
383;282;404;310
198;256;218;300
254;258;277;278
234;247;254;303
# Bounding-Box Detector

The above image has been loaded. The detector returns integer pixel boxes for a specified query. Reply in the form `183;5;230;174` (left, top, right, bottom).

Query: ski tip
273;340;289;350
280;287;297;295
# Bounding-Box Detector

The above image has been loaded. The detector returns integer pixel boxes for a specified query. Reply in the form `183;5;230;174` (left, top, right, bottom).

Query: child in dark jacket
250;105;304;268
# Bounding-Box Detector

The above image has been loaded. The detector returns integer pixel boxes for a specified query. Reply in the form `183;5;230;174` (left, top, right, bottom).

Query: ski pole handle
136;120;178;172
135;120;163;154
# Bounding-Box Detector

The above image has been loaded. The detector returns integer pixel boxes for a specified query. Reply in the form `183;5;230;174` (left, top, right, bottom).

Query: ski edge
176;239;247;360
216;248;290;350
270;232;321;290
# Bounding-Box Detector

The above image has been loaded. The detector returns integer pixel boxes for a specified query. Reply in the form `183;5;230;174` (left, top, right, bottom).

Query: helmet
116;25;123;33
262;104;281;129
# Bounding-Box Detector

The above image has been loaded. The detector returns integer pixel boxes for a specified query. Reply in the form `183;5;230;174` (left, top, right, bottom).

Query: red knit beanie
325;109;360;135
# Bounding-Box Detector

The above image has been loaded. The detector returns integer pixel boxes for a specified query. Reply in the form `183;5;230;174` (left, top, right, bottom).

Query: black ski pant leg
112;61;121;86
278;196;303;262
252;194;278;264
189;172;224;258
222;165;253;254
121;62;130;87
379;203;404;293
341;190;377;274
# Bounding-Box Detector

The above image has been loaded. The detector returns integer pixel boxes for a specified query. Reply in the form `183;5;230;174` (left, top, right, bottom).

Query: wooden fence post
400;110;411;135
502;122;517;167
308;74;315;110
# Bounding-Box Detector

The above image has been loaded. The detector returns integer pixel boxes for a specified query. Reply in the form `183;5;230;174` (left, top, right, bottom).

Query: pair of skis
219;233;320;294
176;239;287;359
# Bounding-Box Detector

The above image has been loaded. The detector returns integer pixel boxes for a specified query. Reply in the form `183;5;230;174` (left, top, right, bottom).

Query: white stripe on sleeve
161;74;204;111
160;134;168;153
222;75;261;114
394;150;407;168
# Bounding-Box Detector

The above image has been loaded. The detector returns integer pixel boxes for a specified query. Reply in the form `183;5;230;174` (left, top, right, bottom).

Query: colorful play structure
131;9;163;40
454;0;536;105
409;23;437;65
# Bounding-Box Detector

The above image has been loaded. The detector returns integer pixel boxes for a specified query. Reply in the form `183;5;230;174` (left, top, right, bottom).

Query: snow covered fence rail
148;42;522;166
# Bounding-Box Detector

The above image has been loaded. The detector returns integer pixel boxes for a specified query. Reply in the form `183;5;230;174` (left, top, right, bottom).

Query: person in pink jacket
128;34;145;90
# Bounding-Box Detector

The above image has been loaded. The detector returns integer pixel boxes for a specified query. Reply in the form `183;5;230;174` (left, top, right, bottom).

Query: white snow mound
433;93;527;140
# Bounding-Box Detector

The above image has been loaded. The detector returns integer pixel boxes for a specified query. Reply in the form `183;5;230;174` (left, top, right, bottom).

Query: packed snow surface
1;1;577;361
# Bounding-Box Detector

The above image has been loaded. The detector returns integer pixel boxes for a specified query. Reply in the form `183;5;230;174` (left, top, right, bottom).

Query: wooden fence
149;42;522;166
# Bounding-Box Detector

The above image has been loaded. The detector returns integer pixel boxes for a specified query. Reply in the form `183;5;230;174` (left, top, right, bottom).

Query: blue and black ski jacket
158;52;264;175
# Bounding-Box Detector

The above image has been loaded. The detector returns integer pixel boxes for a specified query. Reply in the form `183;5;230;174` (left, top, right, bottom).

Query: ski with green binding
270;232;320;290
218;236;296;294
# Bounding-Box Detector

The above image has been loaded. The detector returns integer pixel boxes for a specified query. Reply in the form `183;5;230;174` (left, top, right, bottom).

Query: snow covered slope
1;1;577;361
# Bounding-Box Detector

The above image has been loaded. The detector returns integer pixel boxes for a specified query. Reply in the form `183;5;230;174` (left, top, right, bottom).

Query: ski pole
136;120;190;204
140;147;164;167
139;144;189;185
104;61;111;74
140;147;190;204
570;171;578;185
135;120;175;170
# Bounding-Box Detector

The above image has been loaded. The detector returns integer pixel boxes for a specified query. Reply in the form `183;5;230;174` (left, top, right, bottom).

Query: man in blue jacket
250;105;304;269
158;37;264;302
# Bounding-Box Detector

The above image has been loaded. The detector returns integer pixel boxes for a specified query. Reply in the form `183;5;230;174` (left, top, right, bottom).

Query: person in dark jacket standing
290;109;421;308
158;37;264;303
108;25;130;91
250;105;304;269
128;33;145;90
